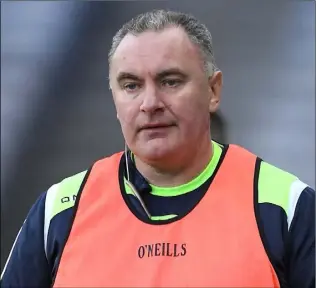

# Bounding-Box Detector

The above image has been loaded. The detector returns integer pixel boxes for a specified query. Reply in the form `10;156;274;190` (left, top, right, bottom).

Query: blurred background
1;0;315;270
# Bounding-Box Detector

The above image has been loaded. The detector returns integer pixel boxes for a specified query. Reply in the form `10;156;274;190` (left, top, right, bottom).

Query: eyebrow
156;68;187;80
116;68;187;83
116;72;141;83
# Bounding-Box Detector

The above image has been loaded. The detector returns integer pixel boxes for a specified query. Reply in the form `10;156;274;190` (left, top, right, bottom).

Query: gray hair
108;9;218;76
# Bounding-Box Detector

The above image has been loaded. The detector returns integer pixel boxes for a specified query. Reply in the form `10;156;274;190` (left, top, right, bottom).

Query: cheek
172;90;209;122
115;100;138;130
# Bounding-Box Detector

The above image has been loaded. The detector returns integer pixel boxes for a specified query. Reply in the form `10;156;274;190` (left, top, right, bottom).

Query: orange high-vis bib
53;145;280;287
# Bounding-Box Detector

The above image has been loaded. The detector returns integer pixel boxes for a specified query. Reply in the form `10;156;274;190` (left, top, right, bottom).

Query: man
1;9;315;288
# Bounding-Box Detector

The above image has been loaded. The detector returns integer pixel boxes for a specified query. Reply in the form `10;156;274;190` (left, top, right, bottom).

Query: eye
123;83;140;92
161;79;182;88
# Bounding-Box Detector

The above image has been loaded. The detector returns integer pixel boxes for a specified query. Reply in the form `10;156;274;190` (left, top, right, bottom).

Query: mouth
140;123;175;131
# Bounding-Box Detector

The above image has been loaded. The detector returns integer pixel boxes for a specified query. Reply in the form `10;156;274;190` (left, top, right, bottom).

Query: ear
208;71;223;114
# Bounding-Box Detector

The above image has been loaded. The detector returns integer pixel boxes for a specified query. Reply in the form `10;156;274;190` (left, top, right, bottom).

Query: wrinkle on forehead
110;27;204;78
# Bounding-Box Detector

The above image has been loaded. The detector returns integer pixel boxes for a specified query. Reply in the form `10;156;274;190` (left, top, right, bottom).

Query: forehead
110;27;203;76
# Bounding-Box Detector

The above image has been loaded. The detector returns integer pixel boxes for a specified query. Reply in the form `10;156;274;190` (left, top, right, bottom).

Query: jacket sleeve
286;186;315;288
1;192;52;288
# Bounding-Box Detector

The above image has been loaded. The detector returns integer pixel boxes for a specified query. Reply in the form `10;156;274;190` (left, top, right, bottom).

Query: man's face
110;27;222;162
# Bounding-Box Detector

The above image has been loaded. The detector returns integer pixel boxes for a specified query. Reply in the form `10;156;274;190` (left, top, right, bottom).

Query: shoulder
232;145;312;224
45;151;124;222
254;159;314;286
44;152;124;233
45;170;88;227
42;170;89;269
257;159;312;227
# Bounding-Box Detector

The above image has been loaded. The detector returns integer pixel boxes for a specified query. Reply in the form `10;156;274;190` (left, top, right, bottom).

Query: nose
140;83;164;113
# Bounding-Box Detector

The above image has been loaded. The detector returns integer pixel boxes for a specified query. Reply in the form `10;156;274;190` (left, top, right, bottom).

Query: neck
134;136;213;187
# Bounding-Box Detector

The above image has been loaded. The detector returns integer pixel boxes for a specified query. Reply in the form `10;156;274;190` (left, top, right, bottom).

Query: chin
137;138;177;161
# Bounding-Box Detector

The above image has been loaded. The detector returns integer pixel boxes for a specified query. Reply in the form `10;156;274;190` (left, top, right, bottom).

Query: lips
140;123;174;130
